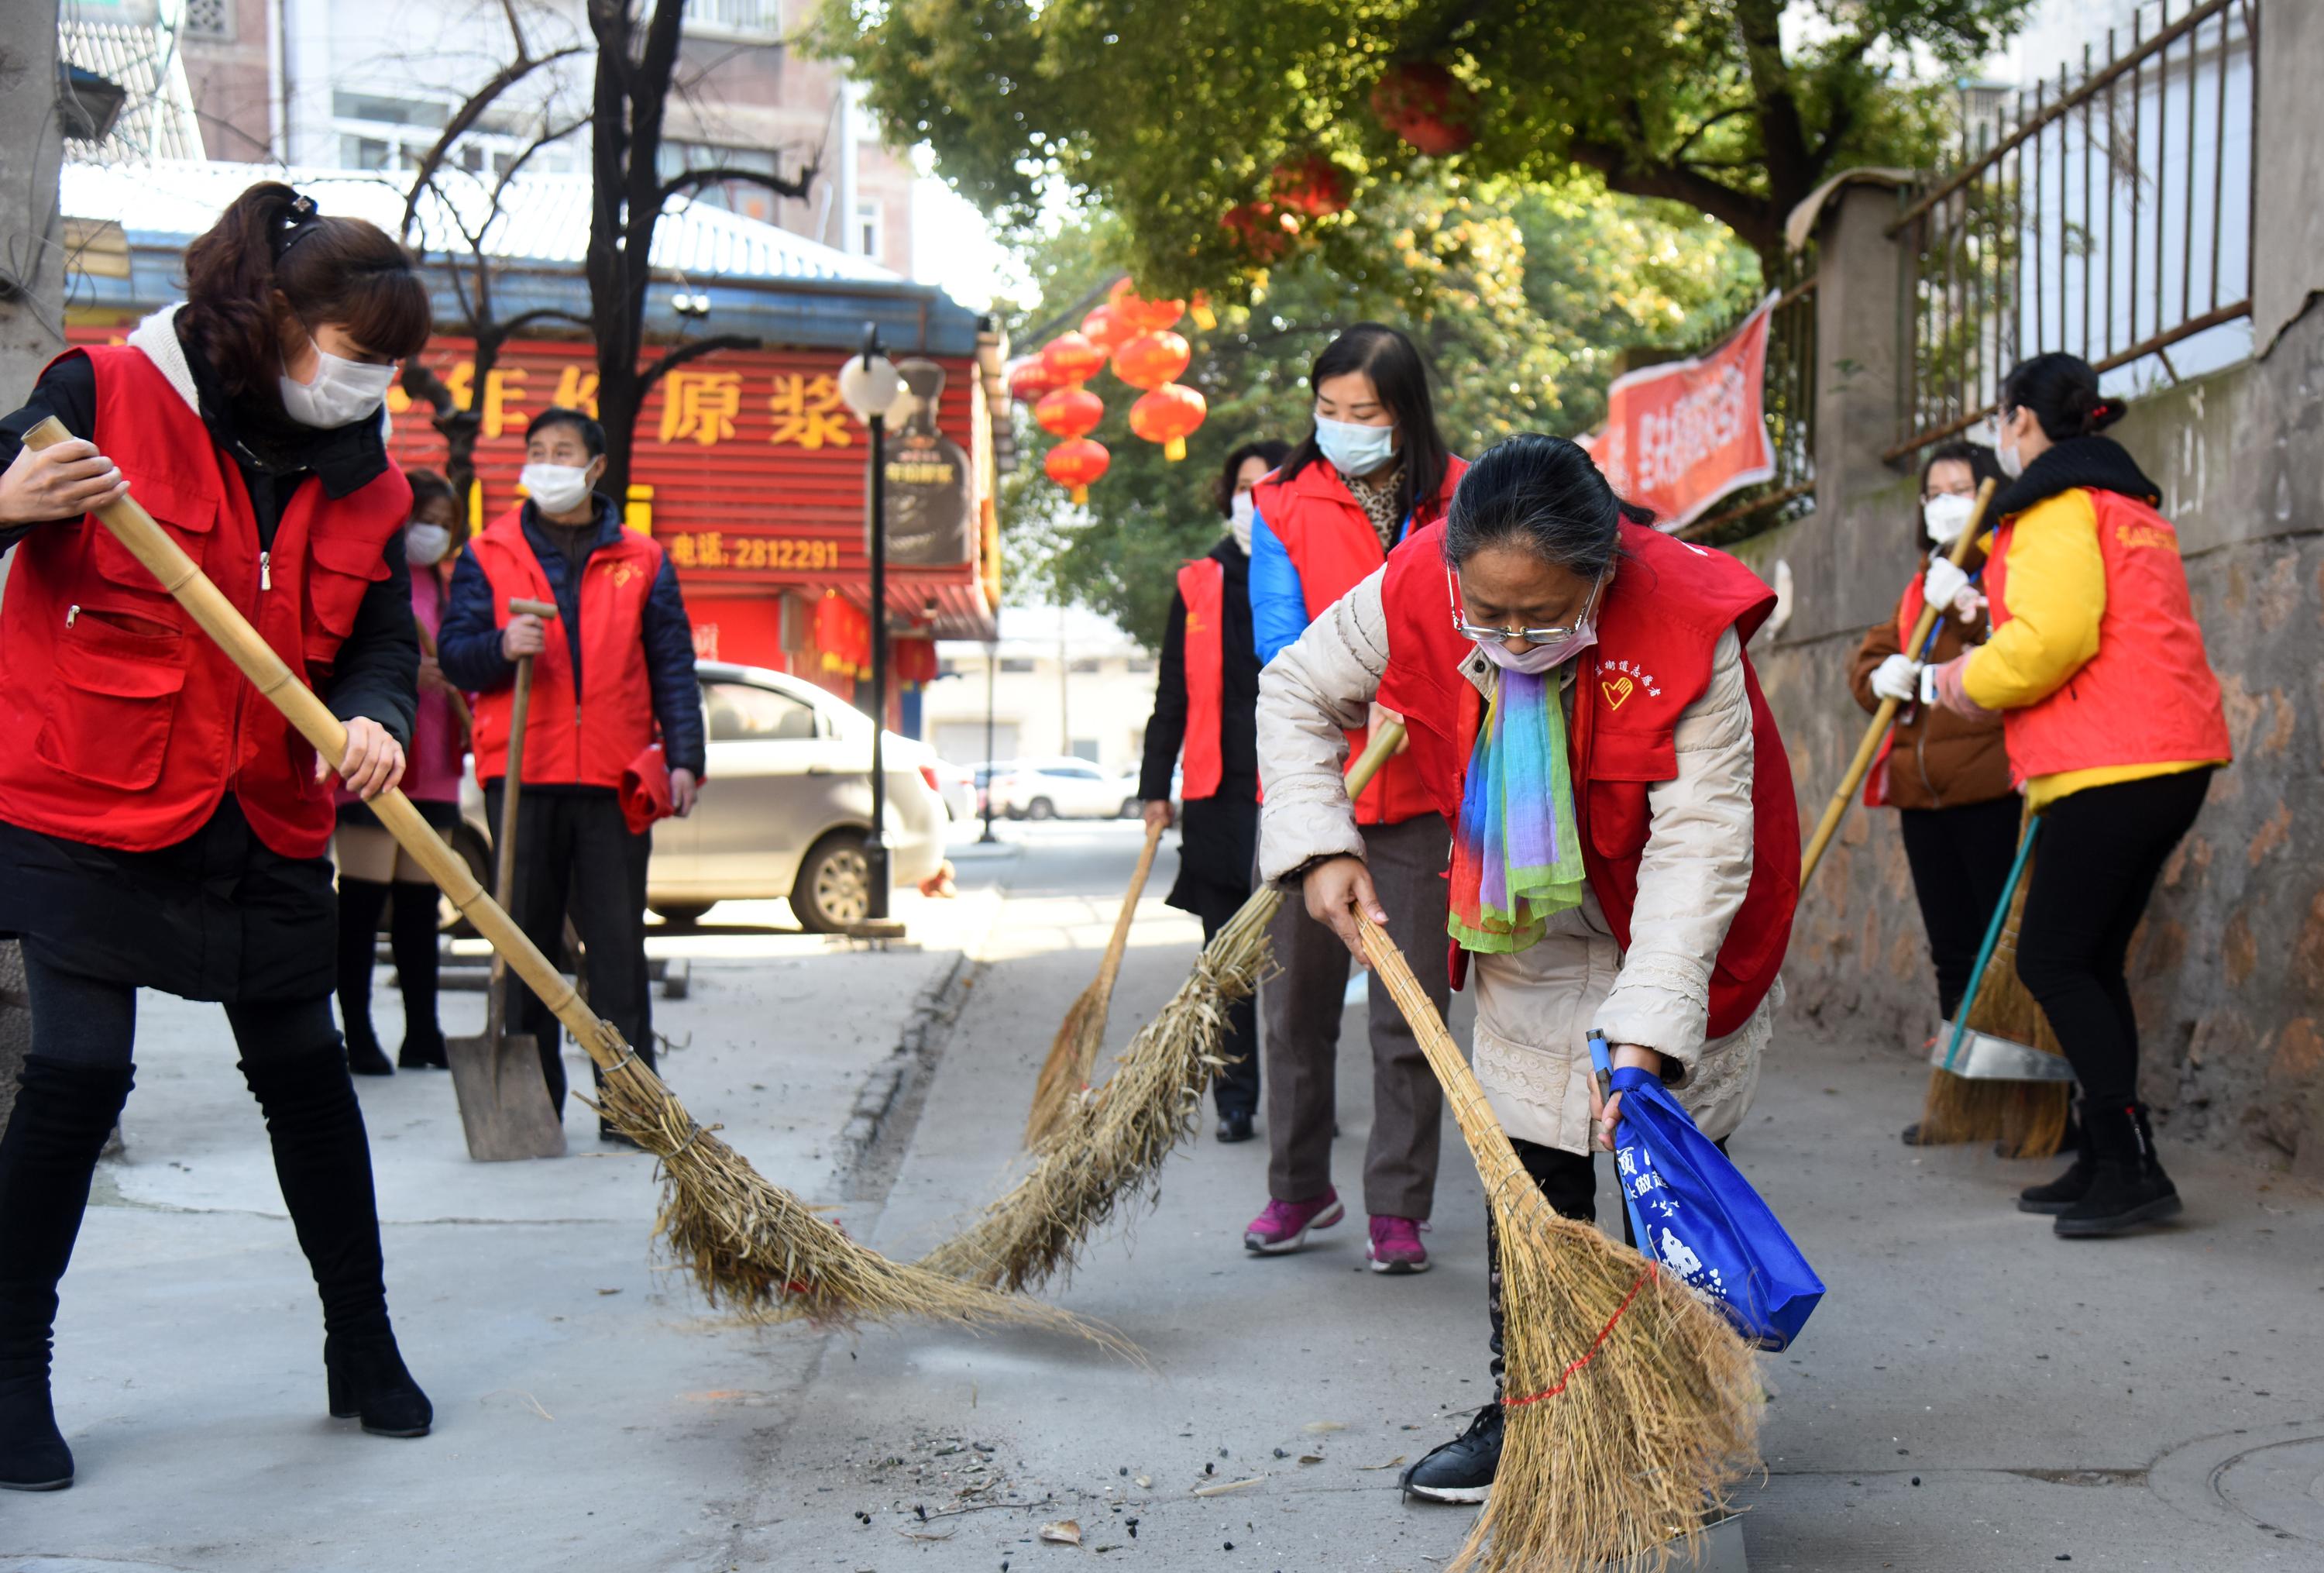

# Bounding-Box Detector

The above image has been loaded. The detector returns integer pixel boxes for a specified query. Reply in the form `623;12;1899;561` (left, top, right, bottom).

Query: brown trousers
1263;812;1451;1220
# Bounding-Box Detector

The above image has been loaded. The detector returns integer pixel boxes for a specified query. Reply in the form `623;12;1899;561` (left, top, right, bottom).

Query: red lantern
1129;383;1207;463
1044;437;1111;504
1271;153;1349;216
1370;61;1477;156
1112;329;1190;391
1222;200;1297;263
1106;277;1184;333
1080;302;1137;355
1006;356;1059;404
1033;385;1104;440
893;637;938;688
1038;330;1107;389
1189;291;1217;331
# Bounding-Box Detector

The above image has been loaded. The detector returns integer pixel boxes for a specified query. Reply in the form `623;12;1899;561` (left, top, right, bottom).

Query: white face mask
521;460;597;517
278;345;397;429
1921;491;1976;549
404;521;452;566
1227;491;1255;554
1477;622;1597;675
1314;414;1397;480
1990;411;2027;479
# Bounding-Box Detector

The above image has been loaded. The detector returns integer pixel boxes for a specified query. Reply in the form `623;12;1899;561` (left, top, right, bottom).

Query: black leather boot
240;1052;431;1437
389;887;449;1069
336;878;394;1076
0;1056;134;1490
2017;1099;2095;1214
2054;1100;2181;1237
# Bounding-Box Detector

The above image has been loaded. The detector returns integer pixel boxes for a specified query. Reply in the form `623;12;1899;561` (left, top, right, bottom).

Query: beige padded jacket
1256;569;1778;1155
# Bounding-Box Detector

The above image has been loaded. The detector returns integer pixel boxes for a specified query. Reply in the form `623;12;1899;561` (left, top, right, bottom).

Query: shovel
442;594;568;1161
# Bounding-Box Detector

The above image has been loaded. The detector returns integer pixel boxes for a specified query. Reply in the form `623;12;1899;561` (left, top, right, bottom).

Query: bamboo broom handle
1092;817;1165;996
1798;478;1996;890
22;418;625;1071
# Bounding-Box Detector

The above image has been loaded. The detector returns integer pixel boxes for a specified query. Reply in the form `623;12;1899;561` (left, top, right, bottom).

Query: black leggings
1896;797;2023;1020
2014;769;2212;1107
22;954;340;1069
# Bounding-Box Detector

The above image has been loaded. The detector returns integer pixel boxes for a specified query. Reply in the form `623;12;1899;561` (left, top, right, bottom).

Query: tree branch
1566;135;1777;256
1669;104;1755;164
638;333;763;398
400;45;587;241
658;161;818;208
500;306;596;336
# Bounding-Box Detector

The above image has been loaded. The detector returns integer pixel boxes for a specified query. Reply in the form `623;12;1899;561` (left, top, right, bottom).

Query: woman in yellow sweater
1927;353;2229;1237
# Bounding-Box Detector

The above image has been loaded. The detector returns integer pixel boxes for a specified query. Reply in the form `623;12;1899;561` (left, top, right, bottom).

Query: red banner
1580;294;1776;531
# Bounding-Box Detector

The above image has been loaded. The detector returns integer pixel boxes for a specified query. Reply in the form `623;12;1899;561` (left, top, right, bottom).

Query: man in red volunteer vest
1139;439;1287;1142
439;407;705;1141
1257;432;1797;1502
1242;325;1467;1275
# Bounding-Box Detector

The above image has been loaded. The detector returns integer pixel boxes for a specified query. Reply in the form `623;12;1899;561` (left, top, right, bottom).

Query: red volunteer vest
466;506;666;789
1177;557;1226;800
1983;489;2231;785
1254;453;1466;825
1376;521;1799;1038
0;344;408;859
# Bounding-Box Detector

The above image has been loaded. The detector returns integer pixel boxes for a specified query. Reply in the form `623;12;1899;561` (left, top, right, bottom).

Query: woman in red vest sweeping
0;184;435;1489
1140;437;1289;1142
1929;353;2230;1236
335;467;466;1076
1244;324;1465;1273
1258;434;1798;1503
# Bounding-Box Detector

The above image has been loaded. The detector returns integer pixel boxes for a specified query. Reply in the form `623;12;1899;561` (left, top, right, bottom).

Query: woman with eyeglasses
1846;439;2022;1143
1257;433;1798;1504
0;181;435;1490
1927;353;2230;1236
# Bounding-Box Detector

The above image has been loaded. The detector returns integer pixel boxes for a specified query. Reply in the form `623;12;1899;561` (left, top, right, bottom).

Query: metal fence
1677;249;1818;542
1887;0;2257;460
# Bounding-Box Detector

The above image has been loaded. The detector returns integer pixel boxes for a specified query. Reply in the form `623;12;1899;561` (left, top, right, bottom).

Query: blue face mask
1314;414;1397;479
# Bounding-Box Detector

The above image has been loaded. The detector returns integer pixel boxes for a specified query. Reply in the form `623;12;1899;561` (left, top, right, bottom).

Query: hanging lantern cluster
1129;383;1207;463
1369;60;1478;156
1011;276;1215;498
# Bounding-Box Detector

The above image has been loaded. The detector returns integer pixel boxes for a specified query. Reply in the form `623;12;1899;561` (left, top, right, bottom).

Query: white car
989;756;1143;821
462;662;947;933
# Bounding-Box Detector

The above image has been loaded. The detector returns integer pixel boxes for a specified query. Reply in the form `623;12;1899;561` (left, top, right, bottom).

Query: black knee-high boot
387;887;447;1069
0;1056;134;1490
239;1052;431;1437
335;878;394;1076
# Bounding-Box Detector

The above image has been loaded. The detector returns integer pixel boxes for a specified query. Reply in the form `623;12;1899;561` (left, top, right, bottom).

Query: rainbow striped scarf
1447;668;1587;952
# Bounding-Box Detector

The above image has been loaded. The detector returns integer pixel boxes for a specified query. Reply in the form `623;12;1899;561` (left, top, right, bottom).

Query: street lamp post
979;635;999;843
837;325;905;935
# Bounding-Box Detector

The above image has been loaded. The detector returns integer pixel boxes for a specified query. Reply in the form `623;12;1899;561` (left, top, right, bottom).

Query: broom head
1024;979;1107;1146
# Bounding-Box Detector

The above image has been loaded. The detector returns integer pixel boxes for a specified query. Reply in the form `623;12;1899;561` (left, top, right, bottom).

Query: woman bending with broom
1927;353;2230;1237
1256;434;1798;1503
0;182;435;1490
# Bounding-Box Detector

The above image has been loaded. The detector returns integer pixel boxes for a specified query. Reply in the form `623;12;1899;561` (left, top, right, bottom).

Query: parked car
462;662;947;933
988;757;1143;821
929;758;978;822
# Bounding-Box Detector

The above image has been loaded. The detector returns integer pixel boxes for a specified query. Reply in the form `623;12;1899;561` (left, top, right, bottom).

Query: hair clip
273;193;323;260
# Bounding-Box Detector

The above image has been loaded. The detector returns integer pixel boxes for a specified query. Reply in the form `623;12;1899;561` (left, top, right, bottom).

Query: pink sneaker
1367;1215;1430;1274
1243;1189;1345;1255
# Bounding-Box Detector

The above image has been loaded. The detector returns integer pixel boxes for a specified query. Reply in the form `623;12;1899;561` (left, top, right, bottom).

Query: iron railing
1677;250;1818;543
1888;0;2256;460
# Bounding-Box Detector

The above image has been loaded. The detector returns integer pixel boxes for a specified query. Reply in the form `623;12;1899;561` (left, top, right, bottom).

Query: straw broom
1360;917;1760;1573
924;728;1406;1291
36;417;1119;1350
1917;817;2072;1158
1024;816;1166;1145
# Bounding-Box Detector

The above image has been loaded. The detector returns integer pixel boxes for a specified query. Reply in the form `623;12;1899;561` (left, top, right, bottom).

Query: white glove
1924;556;1970;612
1870;653;1921;703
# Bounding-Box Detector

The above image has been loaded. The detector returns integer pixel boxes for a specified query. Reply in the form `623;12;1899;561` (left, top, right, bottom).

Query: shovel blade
445;1029;567;1162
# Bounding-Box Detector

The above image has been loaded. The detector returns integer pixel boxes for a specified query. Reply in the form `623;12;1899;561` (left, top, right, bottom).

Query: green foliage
816;0;2032;282
1006;188;1757;648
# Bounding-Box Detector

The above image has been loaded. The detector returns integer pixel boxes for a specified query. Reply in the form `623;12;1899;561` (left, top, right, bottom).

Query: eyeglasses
1446;564;1605;644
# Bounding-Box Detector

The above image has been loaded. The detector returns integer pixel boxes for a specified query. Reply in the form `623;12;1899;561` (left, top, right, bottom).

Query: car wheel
651;902;714;928
1119;798;1142;820
792;831;870;933
1025;797;1056;821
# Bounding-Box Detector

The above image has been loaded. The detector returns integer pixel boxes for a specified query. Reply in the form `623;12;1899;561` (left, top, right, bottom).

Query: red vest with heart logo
1374;520;1798;1037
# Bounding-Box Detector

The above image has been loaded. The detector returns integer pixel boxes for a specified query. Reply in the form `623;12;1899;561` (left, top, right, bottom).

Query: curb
834;948;979;1164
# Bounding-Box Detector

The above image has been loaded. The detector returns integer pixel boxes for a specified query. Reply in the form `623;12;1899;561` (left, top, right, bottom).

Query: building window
332;91;572;178
183;0;232;40
999;657;1036;674
686;0;784;39
1071;739;1100;763
661;141;783;223
854;199;882;260
1067;657;1100;674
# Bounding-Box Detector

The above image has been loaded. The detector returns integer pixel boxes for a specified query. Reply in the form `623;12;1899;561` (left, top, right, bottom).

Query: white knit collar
126;304;201;415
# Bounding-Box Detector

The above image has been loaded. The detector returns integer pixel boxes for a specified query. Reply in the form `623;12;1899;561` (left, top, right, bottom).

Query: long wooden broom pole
22;418;618;1068
1095;817;1166;997
1798;477;1996;890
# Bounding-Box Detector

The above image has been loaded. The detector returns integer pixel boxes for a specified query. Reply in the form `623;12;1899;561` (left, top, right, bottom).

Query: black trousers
483;787;655;1115
2014;769;2212;1107
1896;796;2023;1020
1177;876;1260;1118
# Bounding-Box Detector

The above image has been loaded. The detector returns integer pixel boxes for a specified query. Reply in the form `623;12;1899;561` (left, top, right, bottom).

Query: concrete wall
1737;22;2324;1170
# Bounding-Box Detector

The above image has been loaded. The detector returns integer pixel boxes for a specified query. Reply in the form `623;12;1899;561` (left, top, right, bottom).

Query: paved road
9;821;2322;1571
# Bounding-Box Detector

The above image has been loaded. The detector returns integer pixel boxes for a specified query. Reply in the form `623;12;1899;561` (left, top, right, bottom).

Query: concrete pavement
7;821;2322;1571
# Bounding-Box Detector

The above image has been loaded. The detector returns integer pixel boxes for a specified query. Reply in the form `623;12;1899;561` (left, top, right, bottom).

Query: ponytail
1999;351;2129;442
178;181;431;411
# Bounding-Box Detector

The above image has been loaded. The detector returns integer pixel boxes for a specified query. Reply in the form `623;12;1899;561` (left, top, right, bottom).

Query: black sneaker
1215;1110;1255;1144
1401;1405;1501;1504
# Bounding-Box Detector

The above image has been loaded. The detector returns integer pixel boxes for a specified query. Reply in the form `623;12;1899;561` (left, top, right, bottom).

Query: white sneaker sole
1244;1201;1345;1254
1367;1253;1432;1273
1402;1480;1491;1504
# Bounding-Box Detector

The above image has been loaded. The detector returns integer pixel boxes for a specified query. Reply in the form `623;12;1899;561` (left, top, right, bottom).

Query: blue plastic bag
1590;1034;1824;1351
